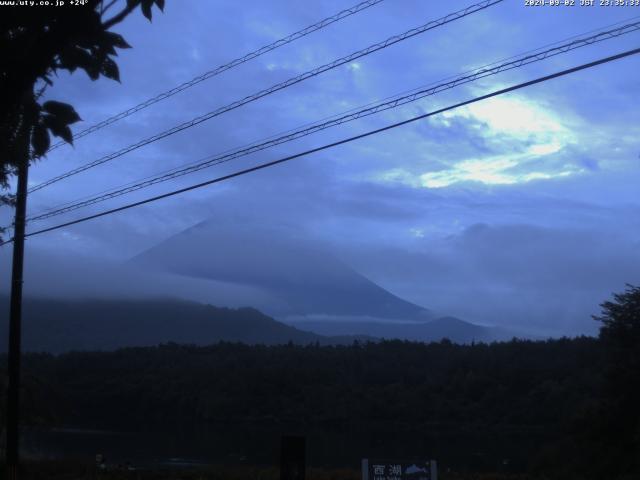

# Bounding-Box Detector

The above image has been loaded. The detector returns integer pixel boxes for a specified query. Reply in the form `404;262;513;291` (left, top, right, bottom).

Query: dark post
280;435;306;480
6;157;29;480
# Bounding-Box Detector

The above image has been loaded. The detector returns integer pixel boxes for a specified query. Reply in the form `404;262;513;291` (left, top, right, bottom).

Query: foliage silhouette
0;0;165;237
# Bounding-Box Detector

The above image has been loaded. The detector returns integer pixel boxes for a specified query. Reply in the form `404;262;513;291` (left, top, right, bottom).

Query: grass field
8;460;544;480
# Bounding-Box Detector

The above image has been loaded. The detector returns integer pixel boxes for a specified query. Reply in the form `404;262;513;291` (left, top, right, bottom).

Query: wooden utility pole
6;156;29;480
280;436;306;480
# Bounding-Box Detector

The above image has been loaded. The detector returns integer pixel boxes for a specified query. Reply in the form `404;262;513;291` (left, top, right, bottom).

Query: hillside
0;294;513;353
0;297;372;353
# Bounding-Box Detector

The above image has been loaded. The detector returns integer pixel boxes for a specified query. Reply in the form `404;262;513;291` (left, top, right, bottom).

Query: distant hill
0;296;518;354
289;316;518;344
131;220;432;322
0;297;373;353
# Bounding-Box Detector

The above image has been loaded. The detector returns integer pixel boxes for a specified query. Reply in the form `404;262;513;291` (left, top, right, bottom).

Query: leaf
32;123;50;158
43;115;74;145
57;126;73;145
58;46;81;72
75;13;106;50
155;0;165;11
85;60;101;80
99;37;117;56
58;46;100;79
42;101;82;125
101;57;120;82
141;0;153;20
105;31;132;49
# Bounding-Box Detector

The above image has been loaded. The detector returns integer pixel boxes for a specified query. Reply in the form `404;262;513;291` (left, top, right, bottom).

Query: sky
1;0;640;336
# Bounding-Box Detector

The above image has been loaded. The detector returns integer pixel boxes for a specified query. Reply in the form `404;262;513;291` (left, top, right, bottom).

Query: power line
23;14;640;223
45;0;387;152
10;46;638;244
29;0;504;193
25;21;640;223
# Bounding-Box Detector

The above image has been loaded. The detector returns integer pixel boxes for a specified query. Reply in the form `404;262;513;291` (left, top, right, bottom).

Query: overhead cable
27;21;640;222
46;0;388;152
10;46;638;243
29;0;504;193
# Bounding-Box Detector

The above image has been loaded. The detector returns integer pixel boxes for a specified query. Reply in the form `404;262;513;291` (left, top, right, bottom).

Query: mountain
127;219;528;342
131;219;432;322
0;297;373;354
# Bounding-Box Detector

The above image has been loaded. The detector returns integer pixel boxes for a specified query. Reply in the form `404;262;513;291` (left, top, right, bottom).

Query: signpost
362;459;437;480
280;435;306;480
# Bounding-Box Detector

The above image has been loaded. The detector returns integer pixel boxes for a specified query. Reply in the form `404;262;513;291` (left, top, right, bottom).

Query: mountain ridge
0;296;373;354
131;219;432;322
0;296;509;353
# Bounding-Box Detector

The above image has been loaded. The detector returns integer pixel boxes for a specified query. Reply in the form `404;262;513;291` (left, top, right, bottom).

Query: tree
1;2;166;476
592;284;640;479
0;0;165;237
595;284;640;407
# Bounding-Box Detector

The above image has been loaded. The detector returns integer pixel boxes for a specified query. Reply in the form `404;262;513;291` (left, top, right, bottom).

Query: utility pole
6;156;29;480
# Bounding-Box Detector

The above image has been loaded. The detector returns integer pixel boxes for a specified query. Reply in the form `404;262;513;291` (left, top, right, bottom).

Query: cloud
407;95;581;188
419;153;577;188
2;0;638;340
339;222;640;336
0;246;283;312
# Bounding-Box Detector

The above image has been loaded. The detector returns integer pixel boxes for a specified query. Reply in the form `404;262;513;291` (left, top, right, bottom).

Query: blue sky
2;0;640;336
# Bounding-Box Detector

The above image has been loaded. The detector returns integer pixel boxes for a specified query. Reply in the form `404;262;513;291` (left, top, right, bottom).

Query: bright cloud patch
449;96;566;137
420;154;577;188
409;228;425;238
417;96;580;188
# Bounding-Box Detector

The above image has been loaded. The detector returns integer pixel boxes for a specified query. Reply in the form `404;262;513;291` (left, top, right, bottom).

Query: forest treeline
1;286;639;479
9;337;602;429
0;336;628;478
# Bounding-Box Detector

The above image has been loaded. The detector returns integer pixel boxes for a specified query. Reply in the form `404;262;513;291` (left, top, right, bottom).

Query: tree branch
103;2;137;29
101;0;120;16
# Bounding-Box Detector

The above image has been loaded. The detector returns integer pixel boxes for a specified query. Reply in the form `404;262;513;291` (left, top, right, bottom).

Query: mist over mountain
0;220;530;346
290;316;522;344
126;218;539;342
132;219;433;322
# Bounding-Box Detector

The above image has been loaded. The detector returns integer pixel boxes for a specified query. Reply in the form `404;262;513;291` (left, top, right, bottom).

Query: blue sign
362;459;437;480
